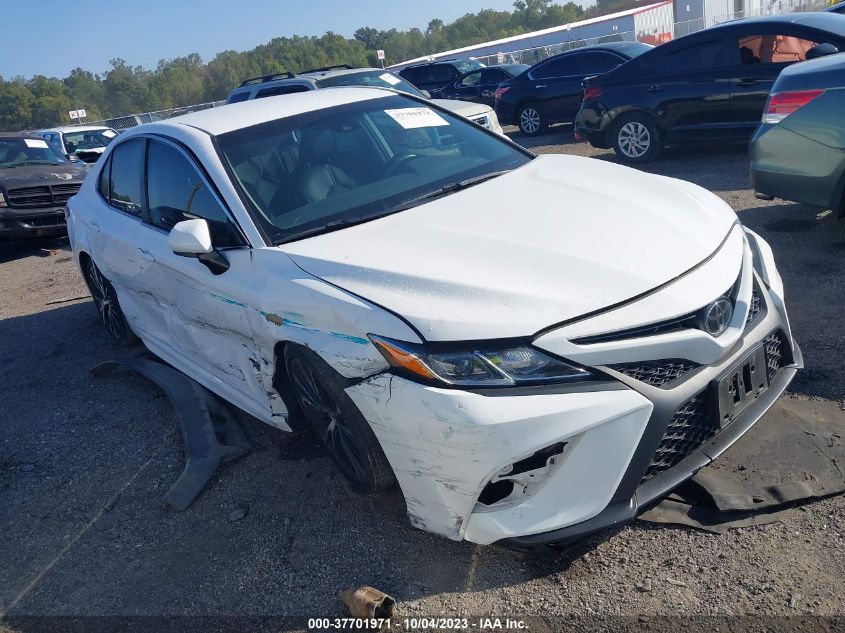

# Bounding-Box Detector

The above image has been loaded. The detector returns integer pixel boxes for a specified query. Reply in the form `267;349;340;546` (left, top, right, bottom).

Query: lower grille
610;359;699;388
763;331;785;381
18;214;65;227
745;289;763;327
642;391;717;482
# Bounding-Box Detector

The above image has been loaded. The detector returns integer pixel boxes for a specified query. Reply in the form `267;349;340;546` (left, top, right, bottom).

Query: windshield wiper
389;170;511;213
275;216;384;245
4;160;59;167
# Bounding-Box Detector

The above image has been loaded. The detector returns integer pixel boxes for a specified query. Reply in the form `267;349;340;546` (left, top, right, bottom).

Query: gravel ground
1;126;843;625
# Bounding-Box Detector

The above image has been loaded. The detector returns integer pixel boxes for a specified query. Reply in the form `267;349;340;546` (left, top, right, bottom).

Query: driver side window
459;71;483;88
146;140;243;248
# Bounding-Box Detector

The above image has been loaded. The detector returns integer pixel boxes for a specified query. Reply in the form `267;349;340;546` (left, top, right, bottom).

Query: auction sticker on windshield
380;73;401;86
385;107;449;129
24;139;49;149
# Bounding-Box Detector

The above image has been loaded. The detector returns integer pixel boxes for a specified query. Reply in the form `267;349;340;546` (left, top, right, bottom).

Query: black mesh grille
609;359;699;388
763;331;785;381
745;289;763;327
642;391;717;482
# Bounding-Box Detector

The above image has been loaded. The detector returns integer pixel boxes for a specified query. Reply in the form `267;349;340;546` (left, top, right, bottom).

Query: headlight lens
368;335;596;387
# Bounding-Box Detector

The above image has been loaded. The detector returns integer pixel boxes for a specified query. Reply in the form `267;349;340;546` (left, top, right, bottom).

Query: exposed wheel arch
272;340;310;433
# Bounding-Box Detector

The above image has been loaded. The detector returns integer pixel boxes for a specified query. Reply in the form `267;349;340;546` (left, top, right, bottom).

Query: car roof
298;67;385;80
153;86;401;136
403;59;470;69
39;125;113;133
709;11;845;33
534;41;652;65
0;131;46;140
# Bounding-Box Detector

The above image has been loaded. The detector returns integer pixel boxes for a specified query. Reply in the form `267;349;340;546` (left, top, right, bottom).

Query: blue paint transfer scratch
209;292;247;308
260;311;368;345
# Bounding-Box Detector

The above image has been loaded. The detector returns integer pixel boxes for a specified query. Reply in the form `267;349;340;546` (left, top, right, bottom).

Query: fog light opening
478;480;515;506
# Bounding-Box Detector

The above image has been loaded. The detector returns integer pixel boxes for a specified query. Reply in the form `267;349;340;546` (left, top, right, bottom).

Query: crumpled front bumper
346;229;799;545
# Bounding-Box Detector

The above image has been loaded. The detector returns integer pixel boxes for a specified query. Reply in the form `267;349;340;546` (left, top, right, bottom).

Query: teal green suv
750;51;845;218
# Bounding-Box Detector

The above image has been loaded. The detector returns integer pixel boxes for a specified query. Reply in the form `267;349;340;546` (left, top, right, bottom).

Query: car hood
0;163;87;189
431;98;492;118
281;154;738;342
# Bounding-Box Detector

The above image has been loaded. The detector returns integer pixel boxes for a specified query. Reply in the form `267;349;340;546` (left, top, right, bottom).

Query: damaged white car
67;88;801;547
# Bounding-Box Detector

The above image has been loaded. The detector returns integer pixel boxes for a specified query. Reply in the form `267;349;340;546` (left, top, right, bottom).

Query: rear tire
518;102;547;137
284;346;395;493
611;113;662;164
81;256;137;346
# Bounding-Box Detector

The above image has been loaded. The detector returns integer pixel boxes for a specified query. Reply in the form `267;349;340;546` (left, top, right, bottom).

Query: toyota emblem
703;297;733;337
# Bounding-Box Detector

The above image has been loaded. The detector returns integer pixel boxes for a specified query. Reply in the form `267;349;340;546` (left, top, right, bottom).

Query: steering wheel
384;154;418;178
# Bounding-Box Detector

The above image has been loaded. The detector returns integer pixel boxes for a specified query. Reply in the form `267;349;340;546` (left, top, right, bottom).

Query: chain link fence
471;0;831;66
73;100;226;132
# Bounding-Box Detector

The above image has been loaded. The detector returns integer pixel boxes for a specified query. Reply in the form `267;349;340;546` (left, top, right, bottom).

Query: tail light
494;86;510;102
762;89;824;124
583;85;606;100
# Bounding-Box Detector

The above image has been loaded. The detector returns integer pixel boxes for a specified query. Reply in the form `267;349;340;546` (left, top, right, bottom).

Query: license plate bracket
715;344;768;427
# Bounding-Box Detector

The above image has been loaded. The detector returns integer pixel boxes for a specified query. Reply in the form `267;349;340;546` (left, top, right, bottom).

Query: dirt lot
1;128;844;626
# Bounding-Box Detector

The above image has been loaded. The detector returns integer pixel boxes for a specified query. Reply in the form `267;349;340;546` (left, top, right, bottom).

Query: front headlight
368;335;596;387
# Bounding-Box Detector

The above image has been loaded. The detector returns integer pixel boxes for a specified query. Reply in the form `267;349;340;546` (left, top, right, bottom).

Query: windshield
456;60;485;73
217;94;531;244
62;128;117;152
0;138;68;168
315;70;426;97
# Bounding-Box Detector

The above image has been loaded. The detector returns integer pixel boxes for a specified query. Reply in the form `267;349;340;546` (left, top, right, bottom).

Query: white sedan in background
67;88;801;547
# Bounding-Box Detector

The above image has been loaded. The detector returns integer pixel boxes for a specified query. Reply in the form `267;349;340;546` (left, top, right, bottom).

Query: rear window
108;138;147;216
256;85;311;98
315;70;425;97
640;37;729;73
227;91;251;104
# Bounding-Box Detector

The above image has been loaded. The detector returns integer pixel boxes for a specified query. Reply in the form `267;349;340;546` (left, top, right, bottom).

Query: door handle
646;84;663;92
534;84;547;89
737;78;758;85
136;247;155;262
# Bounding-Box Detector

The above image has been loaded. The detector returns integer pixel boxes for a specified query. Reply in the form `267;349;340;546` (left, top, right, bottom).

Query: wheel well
271;340;309;432
517;99;543;114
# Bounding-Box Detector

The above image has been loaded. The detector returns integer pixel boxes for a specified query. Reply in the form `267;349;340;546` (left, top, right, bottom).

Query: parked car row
575;13;845;163
225;64;505;136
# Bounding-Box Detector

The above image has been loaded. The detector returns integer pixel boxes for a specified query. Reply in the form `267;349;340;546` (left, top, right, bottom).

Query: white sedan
67;87;801;547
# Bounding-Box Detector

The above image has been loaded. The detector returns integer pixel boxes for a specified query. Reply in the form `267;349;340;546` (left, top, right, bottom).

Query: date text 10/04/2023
308;617;528;630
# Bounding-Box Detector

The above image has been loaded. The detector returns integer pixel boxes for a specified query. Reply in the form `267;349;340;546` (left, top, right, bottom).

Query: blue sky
1;0;528;78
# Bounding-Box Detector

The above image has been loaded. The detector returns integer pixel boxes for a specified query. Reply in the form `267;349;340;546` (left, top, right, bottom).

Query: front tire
81;257;137;345
611;113;661;164
518;102;547;137
284;346;395;493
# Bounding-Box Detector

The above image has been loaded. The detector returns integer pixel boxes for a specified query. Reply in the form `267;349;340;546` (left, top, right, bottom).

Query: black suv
575;13;845;163
493;42;653;137
397;59;485;97
0;133;87;239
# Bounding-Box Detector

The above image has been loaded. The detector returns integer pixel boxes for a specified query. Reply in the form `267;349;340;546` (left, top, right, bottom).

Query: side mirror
169;219;229;274
421;89;432;99
806;43;838;60
169;218;213;255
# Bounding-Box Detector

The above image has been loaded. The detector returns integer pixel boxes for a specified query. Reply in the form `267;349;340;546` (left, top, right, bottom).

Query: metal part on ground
89;356;251;510
339;586;396;619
